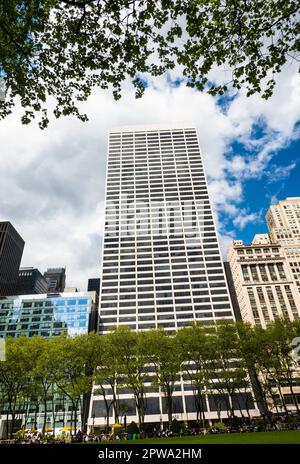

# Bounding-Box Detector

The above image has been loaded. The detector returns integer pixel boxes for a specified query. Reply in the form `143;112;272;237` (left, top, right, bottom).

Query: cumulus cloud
0;64;299;289
266;161;298;184
233;209;263;230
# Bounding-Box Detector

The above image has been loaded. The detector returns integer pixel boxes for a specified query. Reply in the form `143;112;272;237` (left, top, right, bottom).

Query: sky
0;62;299;290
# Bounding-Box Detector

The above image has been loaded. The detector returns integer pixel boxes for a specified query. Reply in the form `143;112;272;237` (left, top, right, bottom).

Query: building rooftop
110;122;196;132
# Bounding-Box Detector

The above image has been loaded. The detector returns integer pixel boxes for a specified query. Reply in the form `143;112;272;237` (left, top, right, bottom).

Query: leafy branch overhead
0;0;299;128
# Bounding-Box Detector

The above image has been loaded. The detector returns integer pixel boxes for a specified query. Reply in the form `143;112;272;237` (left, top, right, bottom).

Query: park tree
107;327;149;431
0;1;299;128
70;331;103;433
209;320;251;425
26;336;56;434
144;329;182;425
177;323;212;428
236;321;272;423
46;335;94;435
255;320;300;416
0;337;33;437
269;320;300;414
93;330;123;428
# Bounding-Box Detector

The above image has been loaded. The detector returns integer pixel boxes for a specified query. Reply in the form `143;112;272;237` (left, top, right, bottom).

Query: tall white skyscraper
88;124;259;428
99;123;234;334
266;197;300;242
266;198;300;293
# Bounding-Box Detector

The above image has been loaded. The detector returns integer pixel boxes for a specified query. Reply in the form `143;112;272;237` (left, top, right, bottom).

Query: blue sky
218;123;300;246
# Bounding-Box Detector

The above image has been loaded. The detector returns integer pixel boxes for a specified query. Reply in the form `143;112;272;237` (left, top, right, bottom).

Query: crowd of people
1;418;300;444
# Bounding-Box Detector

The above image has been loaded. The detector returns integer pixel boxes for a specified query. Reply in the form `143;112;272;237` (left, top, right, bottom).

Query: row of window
108;146;201;152
241;263;286;282
99;315;232;332
102;271;224;287
100;305;230;315
106;183;207;189
108;150;201;156
100;313;232;325
108;150;201;154
107;164;203;170
103;260;221;267
92;392;254;418
107;171;205;177
106;187;208;193
237;247;279;255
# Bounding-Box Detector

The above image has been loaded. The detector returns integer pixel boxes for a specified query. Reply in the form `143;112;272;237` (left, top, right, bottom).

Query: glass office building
0;292;97;437
0;292;97;338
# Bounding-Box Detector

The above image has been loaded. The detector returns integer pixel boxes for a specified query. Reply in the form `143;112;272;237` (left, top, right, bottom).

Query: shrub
127;421;139;434
170;418;182;434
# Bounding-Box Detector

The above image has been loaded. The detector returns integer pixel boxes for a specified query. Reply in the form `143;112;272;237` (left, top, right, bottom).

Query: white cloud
266;161;297;184
233;209;263;230
0;64;299;289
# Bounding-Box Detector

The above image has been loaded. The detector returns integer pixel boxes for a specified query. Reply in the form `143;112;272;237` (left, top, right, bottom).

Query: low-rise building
0;291;97;437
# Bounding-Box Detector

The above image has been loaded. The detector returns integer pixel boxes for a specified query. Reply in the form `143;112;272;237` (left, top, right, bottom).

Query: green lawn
95;431;300;445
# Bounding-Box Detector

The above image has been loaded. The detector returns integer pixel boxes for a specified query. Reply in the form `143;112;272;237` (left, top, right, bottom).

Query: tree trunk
136;394;145;432
167;393;173;426
42;395;47;434
249;369;271;423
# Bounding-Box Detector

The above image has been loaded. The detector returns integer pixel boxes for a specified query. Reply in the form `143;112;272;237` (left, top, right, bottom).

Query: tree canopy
0;0;299;128
1;319;300;437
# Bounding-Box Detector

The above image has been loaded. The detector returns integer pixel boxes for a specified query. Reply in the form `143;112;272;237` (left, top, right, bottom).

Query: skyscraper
266;197;300;243
89;124;257;428
87;278;100;296
228;197;300;327
44;267;66;293
0;222;25;296
228;199;300;416
228;234;300;327
16;267;48;295
266;197;300;293
98;123;234;334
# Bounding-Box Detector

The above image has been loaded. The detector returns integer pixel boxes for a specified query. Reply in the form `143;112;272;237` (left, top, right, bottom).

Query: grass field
95;430;300;445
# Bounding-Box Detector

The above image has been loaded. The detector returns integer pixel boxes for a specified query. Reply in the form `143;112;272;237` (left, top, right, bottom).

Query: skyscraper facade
89;123;258;428
228;234;300;327
0;222;25;296
228;198;300;328
99;123;234;334
87;278;100;296
16;267;48;295
266;197;300;243
266;197;300;293
228;199;300;416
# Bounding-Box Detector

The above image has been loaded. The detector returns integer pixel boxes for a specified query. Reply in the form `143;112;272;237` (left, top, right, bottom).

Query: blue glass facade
0;293;96;338
0;292;97;436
